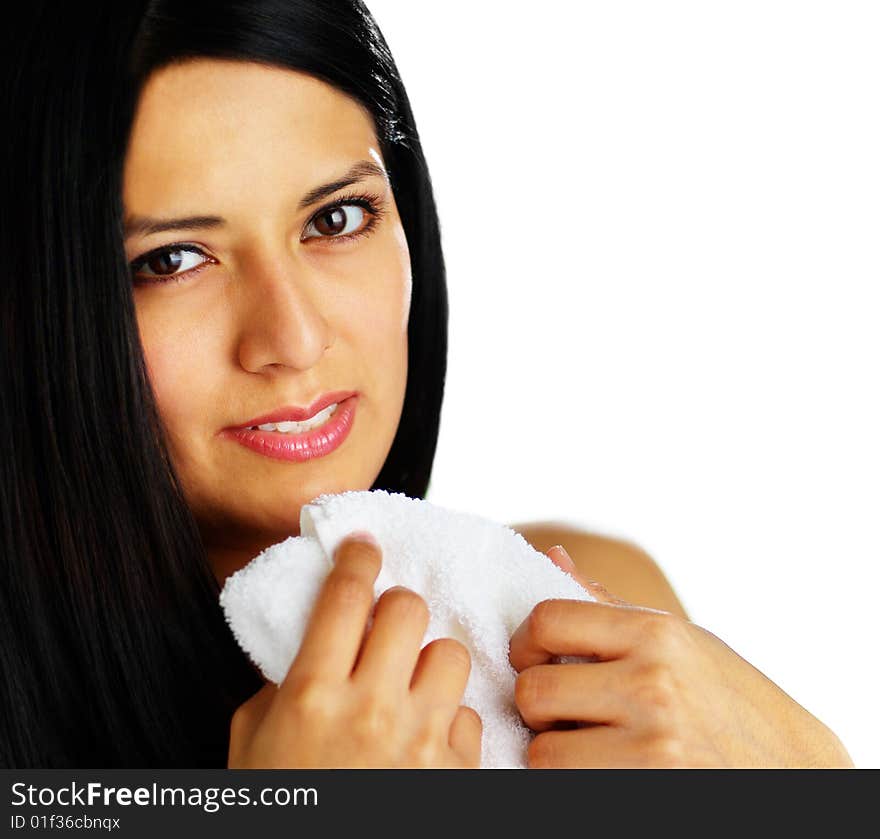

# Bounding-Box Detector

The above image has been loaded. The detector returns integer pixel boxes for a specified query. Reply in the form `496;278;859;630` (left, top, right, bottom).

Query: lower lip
221;395;358;463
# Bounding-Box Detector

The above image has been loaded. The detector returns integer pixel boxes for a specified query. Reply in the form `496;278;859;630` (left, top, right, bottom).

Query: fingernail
549;544;576;571
346;530;379;548
334;531;380;563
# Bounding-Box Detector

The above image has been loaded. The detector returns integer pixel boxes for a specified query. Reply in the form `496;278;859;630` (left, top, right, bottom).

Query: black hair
0;0;448;767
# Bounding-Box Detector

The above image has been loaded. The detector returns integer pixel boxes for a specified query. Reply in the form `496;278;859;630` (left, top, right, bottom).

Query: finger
514;661;630;730
285;534;381;684
352;586;430;689
509;598;664;672
409;637;472;707
448;705;482;768
546;546;628;605
527;725;650;769
580;578;631;606
546;545;578;575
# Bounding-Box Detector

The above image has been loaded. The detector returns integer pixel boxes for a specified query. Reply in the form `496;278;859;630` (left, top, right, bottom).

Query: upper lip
228;390;357;429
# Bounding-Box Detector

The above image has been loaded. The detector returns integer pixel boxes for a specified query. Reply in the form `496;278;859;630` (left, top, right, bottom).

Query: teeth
250;403;338;434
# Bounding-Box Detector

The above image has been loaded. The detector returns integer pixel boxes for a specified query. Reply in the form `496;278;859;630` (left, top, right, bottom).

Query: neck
202;527;299;589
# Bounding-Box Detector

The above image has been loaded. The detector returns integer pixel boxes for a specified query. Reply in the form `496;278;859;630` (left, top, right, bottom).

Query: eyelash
129;190;387;285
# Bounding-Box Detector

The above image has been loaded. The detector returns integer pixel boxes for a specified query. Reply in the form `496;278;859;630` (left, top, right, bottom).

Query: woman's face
123;59;411;582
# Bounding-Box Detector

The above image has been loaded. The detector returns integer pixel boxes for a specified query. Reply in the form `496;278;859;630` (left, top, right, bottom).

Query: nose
235;252;335;373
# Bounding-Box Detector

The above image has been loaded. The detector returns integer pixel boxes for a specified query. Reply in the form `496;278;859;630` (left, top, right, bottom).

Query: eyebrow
123;160;389;240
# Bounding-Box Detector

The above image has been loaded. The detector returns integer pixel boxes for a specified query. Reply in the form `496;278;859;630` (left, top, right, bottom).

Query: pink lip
228;390;358;429
220;395;358;463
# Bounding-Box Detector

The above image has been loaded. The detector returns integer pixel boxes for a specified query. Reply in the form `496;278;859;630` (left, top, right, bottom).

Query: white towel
219;489;596;768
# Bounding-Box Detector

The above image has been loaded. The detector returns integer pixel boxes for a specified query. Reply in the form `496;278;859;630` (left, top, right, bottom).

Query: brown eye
145;250;185;275
304;204;367;239
129;245;212;284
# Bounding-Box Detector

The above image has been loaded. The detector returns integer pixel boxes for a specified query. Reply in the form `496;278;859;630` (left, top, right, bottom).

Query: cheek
134;302;214;434
143;343;184;424
392;220;413;335
347;261;410;367
336;224;411;362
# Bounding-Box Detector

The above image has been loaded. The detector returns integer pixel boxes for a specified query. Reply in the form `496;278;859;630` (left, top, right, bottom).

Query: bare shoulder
508;520;690;620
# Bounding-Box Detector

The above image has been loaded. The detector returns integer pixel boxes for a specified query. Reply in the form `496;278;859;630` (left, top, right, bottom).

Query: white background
366;1;879;767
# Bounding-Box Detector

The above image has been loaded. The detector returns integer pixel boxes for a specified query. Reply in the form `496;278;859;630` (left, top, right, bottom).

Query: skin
123;58;411;586
124;58;854;769
124;58;478;767
228;535;482;768
509;523;691;619
512;536;855;768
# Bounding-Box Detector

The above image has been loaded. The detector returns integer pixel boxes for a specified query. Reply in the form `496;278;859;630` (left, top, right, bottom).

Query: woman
0;0;853;768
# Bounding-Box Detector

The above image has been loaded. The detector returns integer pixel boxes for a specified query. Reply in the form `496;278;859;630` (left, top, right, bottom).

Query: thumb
545;545;631;606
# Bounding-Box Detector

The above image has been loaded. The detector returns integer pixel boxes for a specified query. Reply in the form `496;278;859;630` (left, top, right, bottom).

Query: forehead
123;59;380;209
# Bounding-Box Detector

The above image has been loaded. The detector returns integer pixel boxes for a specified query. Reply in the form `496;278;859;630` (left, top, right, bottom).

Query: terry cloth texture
220;489;596;768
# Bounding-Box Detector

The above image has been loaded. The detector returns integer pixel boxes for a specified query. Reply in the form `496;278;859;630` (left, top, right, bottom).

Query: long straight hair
0;0;448;767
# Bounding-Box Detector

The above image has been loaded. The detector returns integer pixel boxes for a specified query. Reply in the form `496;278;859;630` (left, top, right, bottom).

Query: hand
228;534;482;768
508;545;854;768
